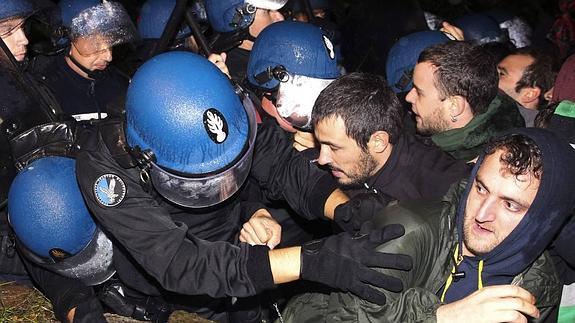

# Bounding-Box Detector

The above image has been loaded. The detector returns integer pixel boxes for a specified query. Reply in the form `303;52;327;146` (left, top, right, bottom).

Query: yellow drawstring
440;245;485;302
478;260;484;289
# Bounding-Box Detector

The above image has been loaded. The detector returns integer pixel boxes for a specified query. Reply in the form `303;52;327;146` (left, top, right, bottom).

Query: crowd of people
1;0;574;322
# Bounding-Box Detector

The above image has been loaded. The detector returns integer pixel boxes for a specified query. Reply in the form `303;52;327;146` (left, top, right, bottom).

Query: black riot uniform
26;118;338;322
0;55;57;276
31;53;129;120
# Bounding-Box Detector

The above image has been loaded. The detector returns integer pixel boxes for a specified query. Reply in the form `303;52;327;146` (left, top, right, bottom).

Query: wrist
269;246;301;284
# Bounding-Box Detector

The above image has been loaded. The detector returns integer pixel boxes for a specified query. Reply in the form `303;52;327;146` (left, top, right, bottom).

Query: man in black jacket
243;73;470;245
33;1;137;121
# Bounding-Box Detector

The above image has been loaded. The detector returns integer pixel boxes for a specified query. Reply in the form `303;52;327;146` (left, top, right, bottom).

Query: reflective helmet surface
205;0;287;33
58;0;100;27
0;0;33;22
8;156;114;285
138;0;191;39
125;51;257;208
455;13;504;45
386;30;451;93
247;21;339;90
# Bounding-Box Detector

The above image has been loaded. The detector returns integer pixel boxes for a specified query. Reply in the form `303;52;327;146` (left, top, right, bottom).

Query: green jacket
431;93;525;161
281;181;562;322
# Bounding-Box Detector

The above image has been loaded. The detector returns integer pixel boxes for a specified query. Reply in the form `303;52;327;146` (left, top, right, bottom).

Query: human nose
317;146;332;166
405;88;416;104
15;28;28;46
474;198;497;223
102;48;112;62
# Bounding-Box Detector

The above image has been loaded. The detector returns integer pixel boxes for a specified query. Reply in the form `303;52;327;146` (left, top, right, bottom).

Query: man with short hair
33;1;138;121
498;48;556;126
312;73;469;201
406;41;524;161
270;73;470;234
282;128;575;322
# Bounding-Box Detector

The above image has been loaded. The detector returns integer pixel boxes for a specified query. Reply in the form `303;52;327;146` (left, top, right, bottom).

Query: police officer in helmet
205;0;286;82
21;51;411;322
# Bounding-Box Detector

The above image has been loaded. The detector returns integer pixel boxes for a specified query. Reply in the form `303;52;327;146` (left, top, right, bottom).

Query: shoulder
519;251;562;309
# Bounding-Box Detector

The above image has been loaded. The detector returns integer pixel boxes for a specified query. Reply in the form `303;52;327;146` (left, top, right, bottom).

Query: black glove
300;222;412;305
71;296;107;323
334;192;393;233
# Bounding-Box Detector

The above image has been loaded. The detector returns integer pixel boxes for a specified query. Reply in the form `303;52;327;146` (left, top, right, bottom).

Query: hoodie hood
443;127;575;303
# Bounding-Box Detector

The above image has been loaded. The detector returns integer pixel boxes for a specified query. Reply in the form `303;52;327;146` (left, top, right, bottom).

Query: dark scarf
431;93;524;161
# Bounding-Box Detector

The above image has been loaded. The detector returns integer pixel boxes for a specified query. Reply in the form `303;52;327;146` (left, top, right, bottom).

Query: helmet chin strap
246;31;257;42
66;52;107;80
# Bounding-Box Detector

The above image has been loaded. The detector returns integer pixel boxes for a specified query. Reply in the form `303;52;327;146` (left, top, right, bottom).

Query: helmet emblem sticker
203;109;228;144
94;174;127;207
322;35;336;60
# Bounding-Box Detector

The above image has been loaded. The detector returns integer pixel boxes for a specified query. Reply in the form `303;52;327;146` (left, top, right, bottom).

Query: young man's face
0;18;29;61
405;62;451;135
70;36;113;71
463;149;540;256
497;54;534;103
314;115;379;186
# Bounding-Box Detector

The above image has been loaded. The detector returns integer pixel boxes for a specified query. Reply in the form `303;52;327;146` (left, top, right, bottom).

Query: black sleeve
249;121;339;220
19;252;105;322
76;139;275;299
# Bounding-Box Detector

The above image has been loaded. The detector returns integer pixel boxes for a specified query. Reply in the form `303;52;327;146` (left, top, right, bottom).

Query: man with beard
281;127;574;322
310;73;469;231
406;41;524;161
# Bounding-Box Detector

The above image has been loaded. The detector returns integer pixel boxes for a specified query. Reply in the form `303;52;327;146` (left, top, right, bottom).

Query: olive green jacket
281;182;562;322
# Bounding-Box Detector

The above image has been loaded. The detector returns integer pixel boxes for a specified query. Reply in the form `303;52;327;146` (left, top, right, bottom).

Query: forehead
0;18;24;33
314;115;353;142
477;149;540;197
412;62;438;91
498;54;534;71
73;35;111;53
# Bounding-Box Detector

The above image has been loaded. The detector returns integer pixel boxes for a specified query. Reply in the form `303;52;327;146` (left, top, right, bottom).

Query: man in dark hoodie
281;127;575;322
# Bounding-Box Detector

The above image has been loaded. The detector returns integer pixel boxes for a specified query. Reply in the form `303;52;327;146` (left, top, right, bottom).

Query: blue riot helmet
138;0;200;39
205;0;287;33
62;1;138;57
0;0;33;23
386;30;452;93
454;13;506;45
8;156;115;286
125;51;257;208
247;21;339;130
0;0;33;51
58;0;100;27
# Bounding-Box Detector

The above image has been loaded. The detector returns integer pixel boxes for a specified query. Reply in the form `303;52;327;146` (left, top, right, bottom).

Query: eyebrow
497;66;507;73
413;83;423;95
318;139;342;149
475;176;531;209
